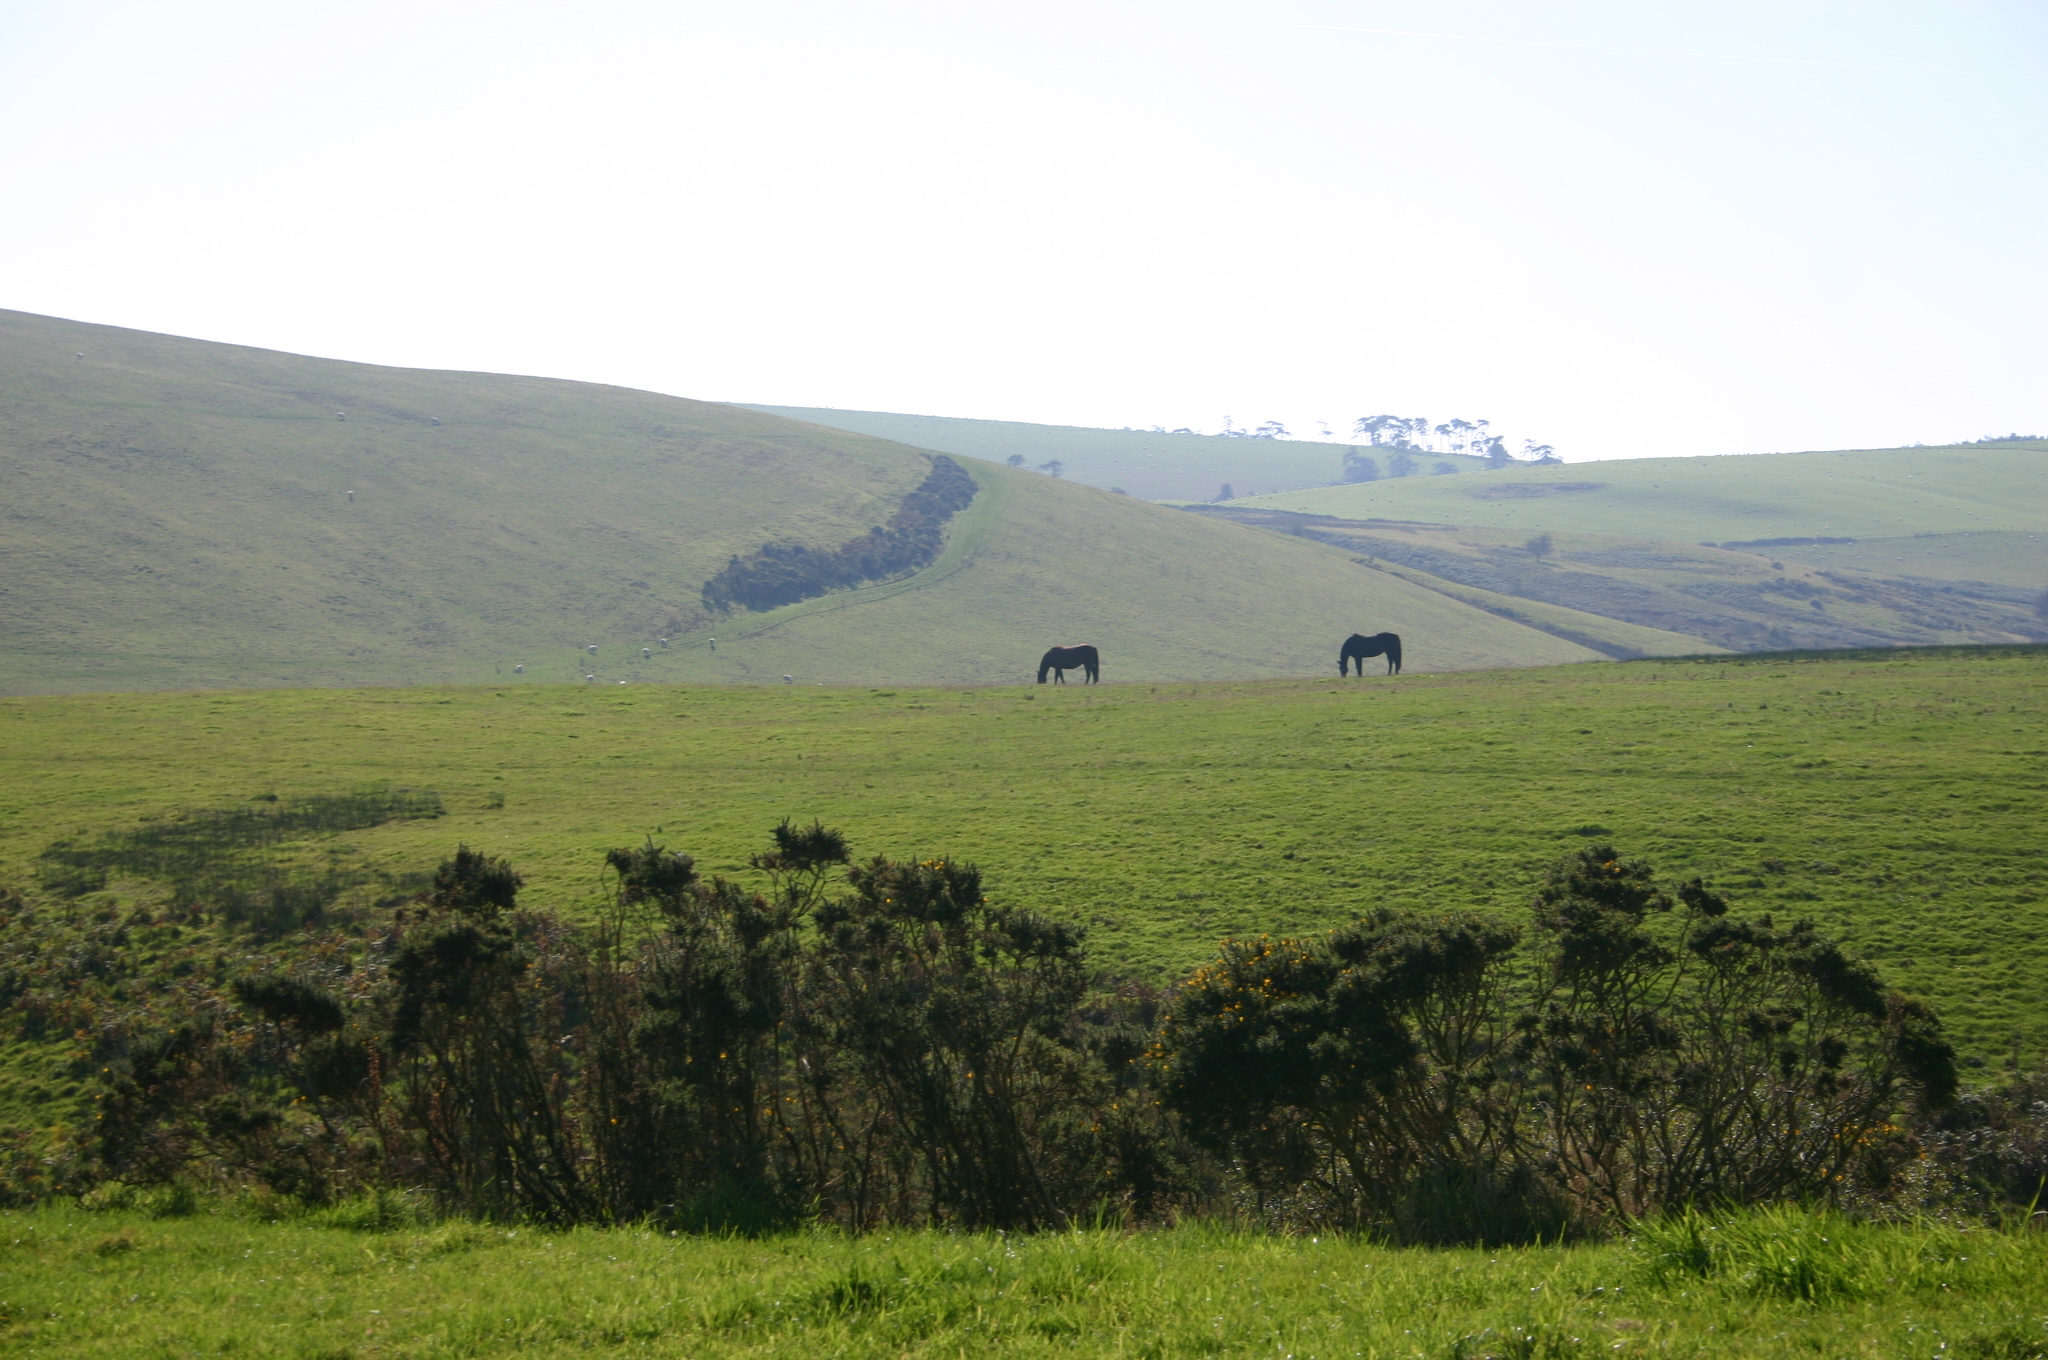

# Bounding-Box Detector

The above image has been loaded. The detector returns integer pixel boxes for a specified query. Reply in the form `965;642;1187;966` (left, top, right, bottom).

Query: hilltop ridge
736;403;1490;501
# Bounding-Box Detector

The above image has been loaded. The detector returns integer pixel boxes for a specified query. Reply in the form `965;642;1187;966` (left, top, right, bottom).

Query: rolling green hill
627;462;1634;686
730;412;2048;653
1204;509;2047;653
1203;446;2048;651
0;310;941;692
12;308;2036;692
1233;441;2048;548
1;310;1629;694
736;404;1488;502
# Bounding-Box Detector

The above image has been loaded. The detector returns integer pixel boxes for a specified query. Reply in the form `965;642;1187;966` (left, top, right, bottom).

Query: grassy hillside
0;310;934;692
738;416;2048;653
608;460;1607;686
1214;445;2048;651
1205;509;2047;653
736;404;1487;501
4;647;2042;1066
1235;441;2048;545
0;310;1593;693
1786;530;2047;588
7;1206;2044;1358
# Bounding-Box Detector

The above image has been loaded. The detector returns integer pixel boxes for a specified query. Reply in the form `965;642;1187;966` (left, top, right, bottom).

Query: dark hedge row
700;455;978;615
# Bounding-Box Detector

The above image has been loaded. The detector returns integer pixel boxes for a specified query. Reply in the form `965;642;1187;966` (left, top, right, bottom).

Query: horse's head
1036;667;1049;684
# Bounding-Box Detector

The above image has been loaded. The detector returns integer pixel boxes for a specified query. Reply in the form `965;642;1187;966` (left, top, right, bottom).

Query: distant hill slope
1213;444;2048;649
735;404;1487;502
1233;443;2048;549
613;461;1658;688
0;311;1610;693
1203;509;2046;654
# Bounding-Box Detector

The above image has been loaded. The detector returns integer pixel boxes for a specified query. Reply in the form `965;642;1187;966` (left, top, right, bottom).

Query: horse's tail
1387;634;1402;674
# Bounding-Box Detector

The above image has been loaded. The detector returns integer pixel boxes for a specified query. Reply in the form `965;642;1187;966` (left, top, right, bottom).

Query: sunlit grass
3;1202;2044;1357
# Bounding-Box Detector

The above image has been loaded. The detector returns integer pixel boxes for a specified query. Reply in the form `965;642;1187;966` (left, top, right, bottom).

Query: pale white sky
1;1;2041;461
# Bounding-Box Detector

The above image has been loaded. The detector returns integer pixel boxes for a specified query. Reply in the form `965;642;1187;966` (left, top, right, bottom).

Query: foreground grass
1;1205;2042;1358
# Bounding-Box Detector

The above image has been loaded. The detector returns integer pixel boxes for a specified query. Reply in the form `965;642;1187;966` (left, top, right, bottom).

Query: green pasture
2;1202;2043;1358
3;647;2043;1065
1237;442;2048;548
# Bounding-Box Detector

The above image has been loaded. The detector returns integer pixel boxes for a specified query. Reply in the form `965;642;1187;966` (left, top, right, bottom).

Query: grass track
2;1204;2043;1357
3;647;2044;1064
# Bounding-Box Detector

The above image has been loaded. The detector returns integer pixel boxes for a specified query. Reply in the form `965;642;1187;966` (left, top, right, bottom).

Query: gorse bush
1159;909;1538;1241
1156;847;1959;1238
1522;852;1956;1217
58;824;1172;1230
2;834;1975;1239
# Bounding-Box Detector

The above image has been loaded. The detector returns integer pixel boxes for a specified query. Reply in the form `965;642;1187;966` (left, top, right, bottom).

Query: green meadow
4;645;2043;1071
2;1202;2044;1358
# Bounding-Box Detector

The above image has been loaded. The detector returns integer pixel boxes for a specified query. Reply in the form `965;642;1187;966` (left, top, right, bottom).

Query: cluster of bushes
3;829;2040;1241
700;455;977;615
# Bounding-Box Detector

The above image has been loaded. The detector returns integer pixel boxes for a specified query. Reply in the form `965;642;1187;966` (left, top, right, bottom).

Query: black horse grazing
1037;644;1101;684
1340;632;1402;676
